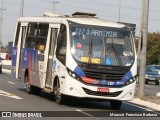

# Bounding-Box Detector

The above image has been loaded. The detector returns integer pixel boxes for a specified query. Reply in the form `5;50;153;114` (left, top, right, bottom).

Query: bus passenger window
56;24;67;65
14;23;21;47
35;24;49;52
25;23;49;51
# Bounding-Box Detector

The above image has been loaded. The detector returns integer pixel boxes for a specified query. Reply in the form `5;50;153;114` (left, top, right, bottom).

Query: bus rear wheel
110;100;122;110
25;75;34;94
54;79;64;104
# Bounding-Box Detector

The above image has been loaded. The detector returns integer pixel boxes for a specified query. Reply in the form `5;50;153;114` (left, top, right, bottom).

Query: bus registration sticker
97;88;110;93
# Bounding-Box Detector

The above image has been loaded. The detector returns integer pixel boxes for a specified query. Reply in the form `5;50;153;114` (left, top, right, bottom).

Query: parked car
145;65;160;85
0;59;2;73
146;65;160;73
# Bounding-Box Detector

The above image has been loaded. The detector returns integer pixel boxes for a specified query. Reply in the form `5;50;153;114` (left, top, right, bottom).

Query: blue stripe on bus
74;66;86;77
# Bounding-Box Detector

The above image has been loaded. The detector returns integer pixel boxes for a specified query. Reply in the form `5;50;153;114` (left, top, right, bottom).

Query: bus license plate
97;88;110;93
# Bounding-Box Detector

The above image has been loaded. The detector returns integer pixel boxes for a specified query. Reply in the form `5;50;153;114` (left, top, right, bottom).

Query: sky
1;0;160;45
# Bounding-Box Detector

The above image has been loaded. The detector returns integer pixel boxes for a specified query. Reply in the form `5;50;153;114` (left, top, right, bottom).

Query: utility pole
52;0;59;12
138;0;150;98
118;0;121;21
20;0;24;17
137;0;144;67
0;0;6;57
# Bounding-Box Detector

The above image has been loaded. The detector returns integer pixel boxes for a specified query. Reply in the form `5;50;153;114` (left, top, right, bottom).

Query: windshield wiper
111;39;124;69
88;36;93;67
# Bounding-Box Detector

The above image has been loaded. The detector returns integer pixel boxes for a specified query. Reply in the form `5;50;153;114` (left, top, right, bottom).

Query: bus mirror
57;33;62;45
39;45;45;52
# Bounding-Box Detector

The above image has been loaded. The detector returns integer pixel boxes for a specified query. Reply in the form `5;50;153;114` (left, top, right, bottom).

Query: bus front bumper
60;75;136;101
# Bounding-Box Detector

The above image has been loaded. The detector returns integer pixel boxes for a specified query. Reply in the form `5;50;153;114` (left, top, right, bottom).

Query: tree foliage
147;32;160;65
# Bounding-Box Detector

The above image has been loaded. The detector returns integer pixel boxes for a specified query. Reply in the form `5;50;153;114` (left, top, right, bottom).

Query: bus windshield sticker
106;58;112;65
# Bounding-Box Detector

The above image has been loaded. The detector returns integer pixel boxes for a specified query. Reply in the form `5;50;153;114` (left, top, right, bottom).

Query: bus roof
17;14;125;28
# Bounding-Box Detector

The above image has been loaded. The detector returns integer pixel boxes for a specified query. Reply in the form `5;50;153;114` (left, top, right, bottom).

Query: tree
147;32;160;65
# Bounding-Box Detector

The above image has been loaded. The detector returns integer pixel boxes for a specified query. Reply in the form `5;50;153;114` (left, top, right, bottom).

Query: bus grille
82;67;127;81
82;87;123;97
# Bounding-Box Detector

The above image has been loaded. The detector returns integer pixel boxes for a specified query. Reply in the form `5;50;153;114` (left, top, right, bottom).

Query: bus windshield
70;24;134;66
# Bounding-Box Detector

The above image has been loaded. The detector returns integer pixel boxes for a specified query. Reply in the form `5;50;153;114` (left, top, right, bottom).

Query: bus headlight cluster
125;77;136;86
67;68;82;81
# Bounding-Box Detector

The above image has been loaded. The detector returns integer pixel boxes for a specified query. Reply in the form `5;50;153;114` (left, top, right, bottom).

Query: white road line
124;102;152;111
145;85;153;88
8;81;15;85
76;109;93;117
2;69;11;74
0;90;23;100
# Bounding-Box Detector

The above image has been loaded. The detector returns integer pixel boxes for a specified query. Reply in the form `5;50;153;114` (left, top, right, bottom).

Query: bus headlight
67;68;82;81
125;77;136;85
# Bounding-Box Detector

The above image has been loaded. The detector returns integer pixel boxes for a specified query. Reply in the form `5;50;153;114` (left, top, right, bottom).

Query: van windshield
70;24;134;66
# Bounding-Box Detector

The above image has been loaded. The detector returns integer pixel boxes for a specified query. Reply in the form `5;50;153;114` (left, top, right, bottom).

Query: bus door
16;23;28;80
44;24;60;88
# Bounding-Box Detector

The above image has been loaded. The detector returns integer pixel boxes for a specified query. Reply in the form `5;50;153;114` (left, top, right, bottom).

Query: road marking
145;85;153;88
8;81;15;85
124;102;152;111
76;109;93;117
0;90;23;100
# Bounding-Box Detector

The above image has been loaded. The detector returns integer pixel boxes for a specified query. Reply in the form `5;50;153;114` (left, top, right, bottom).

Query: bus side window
25;23;37;48
56;24;67;65
14;23;21;47
25;23;49;51
35;24;49;52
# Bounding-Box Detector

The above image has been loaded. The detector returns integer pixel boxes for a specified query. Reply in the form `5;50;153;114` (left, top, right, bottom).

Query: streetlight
20;0;24;17
52;0;59;12
0;0;6;57
118;0;121;22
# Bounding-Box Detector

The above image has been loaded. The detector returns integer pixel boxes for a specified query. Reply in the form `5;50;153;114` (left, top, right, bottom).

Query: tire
0;66;2;74
155;82;159;85
110;100;122;110
145;80;148;84
54;79;64;104
25;75;34;94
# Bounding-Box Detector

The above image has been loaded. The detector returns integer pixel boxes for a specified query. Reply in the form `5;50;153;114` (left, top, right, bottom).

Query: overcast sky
1;0;160;45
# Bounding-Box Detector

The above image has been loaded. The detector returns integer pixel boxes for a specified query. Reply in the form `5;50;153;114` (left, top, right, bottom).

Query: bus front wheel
54;79;64;104
110;100;122;110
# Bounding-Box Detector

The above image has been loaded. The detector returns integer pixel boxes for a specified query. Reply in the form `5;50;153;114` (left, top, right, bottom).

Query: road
136;83;160;96
0;72;159;119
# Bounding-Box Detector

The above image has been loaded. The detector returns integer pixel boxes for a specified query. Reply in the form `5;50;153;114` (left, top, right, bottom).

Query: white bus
12;12;137;109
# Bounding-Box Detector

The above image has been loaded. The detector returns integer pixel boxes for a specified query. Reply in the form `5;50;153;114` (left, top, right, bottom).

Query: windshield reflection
70;25;134;66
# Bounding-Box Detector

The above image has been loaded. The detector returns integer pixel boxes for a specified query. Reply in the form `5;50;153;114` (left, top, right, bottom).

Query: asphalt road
0;72;160;120
136;83;160;96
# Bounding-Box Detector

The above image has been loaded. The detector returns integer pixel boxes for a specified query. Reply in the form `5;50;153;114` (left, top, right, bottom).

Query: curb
2;69;11;74
129;98;160;111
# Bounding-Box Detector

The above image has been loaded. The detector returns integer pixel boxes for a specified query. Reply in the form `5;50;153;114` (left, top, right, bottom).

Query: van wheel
25;75;34;94
54;79;64;104
155;82;159;85
145;80;148;84
110;100;122;110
